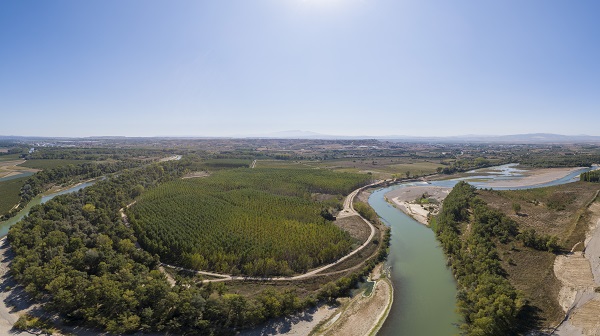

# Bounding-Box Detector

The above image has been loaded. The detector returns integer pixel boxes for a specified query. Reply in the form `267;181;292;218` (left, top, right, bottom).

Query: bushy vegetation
435;182;524;335
517;229;561;252
354;201;380;225
0;160;146;221
438;157;499;174
581;170;600;182
129;168;371;276
520;154;600;168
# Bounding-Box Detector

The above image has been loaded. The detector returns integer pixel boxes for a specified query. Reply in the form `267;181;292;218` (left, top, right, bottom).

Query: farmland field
129;168;371;276
0;176;29;215
19;159;95;170
256;157;444;179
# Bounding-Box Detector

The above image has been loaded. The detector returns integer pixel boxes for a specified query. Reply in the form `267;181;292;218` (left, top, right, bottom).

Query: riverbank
310;264;393;336
384;185;451;225
482;167;584;188
0;237;37;335
554;202;600;335
236;263;392;336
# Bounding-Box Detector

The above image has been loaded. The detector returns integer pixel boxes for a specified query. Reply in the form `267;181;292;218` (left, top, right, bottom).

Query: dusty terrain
385;185;451;225
0;238;38;335
334;215;371;244
0;160;37;179
554;202;600;335
240;305;339;336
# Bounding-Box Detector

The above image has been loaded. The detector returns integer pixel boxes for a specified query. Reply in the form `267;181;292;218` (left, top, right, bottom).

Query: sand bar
481;167;583;188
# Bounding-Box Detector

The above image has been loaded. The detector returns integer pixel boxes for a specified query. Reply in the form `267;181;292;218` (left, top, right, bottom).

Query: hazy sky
1;0;599;137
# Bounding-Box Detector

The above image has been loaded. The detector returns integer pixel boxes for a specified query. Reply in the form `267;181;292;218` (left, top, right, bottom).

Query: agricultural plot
19;159;94;170
311;157;444;178
0;176;29;215
129;168;371;277
256;158;444;179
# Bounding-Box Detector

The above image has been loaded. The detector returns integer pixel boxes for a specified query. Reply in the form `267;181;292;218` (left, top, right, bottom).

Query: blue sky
1;0;599;137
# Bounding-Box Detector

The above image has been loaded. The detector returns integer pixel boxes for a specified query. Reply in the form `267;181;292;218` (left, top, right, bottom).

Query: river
371;164;596;336
0;180;97;238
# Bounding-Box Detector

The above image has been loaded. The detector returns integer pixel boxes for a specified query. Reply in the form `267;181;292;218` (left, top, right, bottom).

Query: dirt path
553;202;600;335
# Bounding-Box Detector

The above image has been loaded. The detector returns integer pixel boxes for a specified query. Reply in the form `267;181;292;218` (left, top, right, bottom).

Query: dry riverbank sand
0;238;37;335
554;202;600;335
385;185;451;225
482;167;583;188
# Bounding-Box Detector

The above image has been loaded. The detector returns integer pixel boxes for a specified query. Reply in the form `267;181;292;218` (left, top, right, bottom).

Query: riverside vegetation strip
434;180;600;335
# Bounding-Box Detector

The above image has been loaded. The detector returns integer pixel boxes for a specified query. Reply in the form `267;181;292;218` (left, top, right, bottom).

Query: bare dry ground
0;160;37;179
385;185;451;225
0;238;41;335
334;215;371;244
181;171;210;179
553;202;600;336
478;182;600;330
239;305;339;336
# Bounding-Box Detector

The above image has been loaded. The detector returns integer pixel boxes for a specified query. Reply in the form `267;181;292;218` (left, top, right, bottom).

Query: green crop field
0;154;22;161
254;159;314;169
0;176;29;215
129;168;371;276
311;157;444;178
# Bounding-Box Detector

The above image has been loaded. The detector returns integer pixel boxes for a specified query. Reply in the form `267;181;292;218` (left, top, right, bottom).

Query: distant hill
2;133;600;144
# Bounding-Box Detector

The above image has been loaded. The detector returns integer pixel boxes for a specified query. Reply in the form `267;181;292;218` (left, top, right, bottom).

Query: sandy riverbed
385;186;451;225
481;167;583;188
0;238;37;335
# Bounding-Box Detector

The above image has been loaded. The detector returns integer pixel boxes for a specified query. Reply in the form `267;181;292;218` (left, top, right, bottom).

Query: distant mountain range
253;131;600;143
3;132;600;144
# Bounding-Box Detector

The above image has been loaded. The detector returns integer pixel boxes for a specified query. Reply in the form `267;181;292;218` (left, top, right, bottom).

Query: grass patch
0;154;22;161
311;158;443;179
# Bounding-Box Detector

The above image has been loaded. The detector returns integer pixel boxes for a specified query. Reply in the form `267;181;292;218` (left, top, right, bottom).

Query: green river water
370;186;462;336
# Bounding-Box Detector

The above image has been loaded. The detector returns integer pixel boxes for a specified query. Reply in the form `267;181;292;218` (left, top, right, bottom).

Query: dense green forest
24;147;178;161
581;170;600;182
129;168;371;276
434;182;524;335
0;160;146;221
519;154;600;168
7;159;384;334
